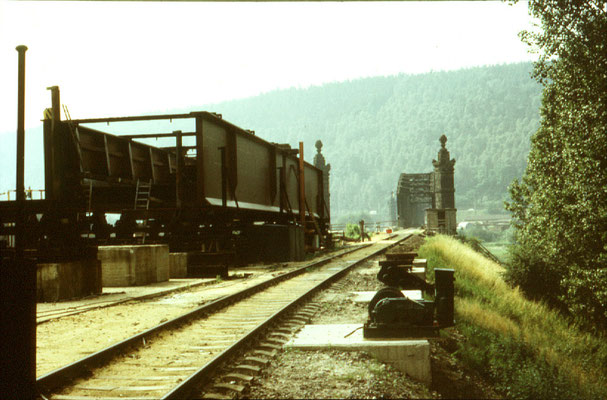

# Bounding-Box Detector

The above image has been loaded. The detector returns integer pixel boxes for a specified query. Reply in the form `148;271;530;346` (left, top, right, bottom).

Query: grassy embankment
418;235;607;399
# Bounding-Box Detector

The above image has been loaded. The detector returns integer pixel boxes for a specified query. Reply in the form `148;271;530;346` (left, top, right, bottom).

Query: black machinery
363;252;455;338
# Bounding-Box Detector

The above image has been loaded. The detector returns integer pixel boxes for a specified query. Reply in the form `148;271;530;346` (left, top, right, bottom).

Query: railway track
36;243;381;377
39;232;412;399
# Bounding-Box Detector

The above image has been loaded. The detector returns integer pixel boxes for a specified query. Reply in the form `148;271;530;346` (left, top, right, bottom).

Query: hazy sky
0;1;537;134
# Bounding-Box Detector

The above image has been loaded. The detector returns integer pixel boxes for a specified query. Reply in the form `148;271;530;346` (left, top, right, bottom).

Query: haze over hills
0;62;541;220
209;62;541;219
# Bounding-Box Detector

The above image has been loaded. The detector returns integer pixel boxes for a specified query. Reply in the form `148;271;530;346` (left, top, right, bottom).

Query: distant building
396;173;433;227
395;135;457;235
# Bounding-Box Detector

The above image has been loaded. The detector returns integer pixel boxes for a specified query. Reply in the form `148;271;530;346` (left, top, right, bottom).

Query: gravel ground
245;234;501;399
246;350;436;399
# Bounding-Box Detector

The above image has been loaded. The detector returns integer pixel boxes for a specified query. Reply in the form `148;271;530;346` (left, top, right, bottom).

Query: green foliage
5;64;542;218
457;323;586;400
419;235;607;399
505;0;607;331
344;223;361;240
208;63;541;218
459;224;502;243
505;243;565;310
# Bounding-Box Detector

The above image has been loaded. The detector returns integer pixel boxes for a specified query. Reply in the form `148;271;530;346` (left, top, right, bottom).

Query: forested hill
0;63;541;220
208;62;541;219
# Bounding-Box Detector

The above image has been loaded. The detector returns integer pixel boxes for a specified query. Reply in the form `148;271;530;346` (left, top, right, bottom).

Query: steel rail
163;233;413;399
36;242;373;394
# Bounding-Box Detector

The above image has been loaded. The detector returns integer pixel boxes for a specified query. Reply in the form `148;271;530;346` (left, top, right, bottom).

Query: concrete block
37;260;102;302
412;259;427;280
242;224;304;263
169;252;188;278
352;290;423;303
156;248;169;282
411;267;426;281
98;244;169;287
287;324;431;384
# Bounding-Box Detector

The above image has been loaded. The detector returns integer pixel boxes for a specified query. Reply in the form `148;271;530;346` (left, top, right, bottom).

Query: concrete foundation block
411;267;426;280
98;244;169;287
246;224;305;263
169;252;188;278
287;324;431;384
412;259;427;280
156;248;169;283
353;290;423;303
37;260;102;302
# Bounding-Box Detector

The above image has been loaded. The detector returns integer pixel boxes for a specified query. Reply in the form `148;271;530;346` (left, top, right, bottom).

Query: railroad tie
265;337;287;346
274;327;296;335
243;356;270;366
302;303;321;312
233;364;262;375
213;382;246;393
290;317;310;324
258;341;283;351
280;323;303;331
295;311;317;318
202;392;232;400
252;349;277;358
223;372;254;383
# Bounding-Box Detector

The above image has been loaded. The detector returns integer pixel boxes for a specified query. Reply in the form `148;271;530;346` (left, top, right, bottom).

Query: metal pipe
15;45;27;254
1;44;37;400
16;46;27;199
46;86;60;122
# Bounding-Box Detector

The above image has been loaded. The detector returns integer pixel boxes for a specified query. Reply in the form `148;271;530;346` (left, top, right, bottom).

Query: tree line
210;62;542;220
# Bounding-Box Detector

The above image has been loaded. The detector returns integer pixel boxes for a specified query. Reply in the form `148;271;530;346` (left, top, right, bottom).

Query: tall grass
419;235;607;399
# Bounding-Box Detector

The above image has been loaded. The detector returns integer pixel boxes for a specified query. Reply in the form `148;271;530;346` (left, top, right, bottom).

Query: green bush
561;268;607;333
419;235;607;399
459;224;501;242
344;223;361;240
457;322;586;399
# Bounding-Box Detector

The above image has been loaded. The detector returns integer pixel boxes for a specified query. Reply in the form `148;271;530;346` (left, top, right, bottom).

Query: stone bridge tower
426;135;457;234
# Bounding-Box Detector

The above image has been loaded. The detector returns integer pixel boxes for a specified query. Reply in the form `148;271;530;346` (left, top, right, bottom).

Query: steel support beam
299;142;305;227
195;117;205;203
175;130;183;208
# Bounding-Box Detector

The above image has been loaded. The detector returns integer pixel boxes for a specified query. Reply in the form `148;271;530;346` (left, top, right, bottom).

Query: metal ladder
134;179;152;243
134;179;152;210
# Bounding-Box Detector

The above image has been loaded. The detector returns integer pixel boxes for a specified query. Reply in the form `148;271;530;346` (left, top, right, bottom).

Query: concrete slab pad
286;324;431;384
352;290;423;302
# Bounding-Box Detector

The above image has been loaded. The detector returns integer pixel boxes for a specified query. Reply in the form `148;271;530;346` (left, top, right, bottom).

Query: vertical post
359;220;365;242
299;142;305;228
278;166;284;213
219;147;227;207
1;44;36;400
44;87;60;200
47;85;61;123
175;130;182;208
195;116;205;204
15;45;27;256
